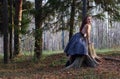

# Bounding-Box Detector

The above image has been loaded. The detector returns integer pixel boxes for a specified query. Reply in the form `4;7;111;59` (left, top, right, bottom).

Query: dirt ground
0;52;120;79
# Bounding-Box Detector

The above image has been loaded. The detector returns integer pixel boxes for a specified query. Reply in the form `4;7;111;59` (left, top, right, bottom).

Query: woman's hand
84;33;87;37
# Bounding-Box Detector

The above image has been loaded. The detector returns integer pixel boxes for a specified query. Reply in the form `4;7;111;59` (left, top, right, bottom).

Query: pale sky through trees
27;0;34;2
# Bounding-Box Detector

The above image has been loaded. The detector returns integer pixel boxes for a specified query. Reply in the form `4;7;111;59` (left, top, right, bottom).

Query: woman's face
86;16;92;24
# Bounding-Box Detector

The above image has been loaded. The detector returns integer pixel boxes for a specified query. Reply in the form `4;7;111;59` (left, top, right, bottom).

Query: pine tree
2;0;9;64
14;0;23;56
34;0;43;60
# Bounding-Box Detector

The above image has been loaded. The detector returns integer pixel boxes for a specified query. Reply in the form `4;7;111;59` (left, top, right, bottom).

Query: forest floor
0;51;120;79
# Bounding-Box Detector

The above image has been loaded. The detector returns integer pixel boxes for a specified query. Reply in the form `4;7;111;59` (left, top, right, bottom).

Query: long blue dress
64;32;88;56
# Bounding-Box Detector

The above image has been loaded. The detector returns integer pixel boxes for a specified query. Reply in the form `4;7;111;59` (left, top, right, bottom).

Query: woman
64;15;98;68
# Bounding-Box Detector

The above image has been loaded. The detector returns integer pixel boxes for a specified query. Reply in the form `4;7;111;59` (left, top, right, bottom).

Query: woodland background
0;0;120;79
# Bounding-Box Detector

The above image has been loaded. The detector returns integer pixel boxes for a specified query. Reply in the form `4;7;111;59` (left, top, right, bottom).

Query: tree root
103;57;120;62
64;57;85;70
63;55;99;70
62;58;83;71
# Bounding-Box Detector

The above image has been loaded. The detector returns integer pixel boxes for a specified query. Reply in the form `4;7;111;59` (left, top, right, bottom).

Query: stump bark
65;43;101;69
88;43;101;62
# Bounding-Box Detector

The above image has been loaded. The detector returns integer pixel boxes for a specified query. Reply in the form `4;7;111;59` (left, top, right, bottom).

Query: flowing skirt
64;32;88;56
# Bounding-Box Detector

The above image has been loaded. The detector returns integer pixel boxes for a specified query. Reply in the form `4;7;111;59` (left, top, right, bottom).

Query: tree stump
88;43;101;62
64;43;101;69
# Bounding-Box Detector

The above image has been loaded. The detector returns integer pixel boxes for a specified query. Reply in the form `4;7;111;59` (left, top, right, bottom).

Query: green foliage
0;0;33;35
94;0;120;21
20;0;33;35
23;0;33;10
43;0;120;33
21;14;31;35
43;0;82;32
93;13;105;20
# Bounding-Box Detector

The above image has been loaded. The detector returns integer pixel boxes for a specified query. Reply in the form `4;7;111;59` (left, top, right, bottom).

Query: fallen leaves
0;53;119;79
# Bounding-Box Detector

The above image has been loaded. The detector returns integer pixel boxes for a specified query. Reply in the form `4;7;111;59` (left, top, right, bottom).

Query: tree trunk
9;0;14;59
82;0;87;20
61;11;65;49
88;43;101;60
65;43;100;69
0;1;3;33
69;0;75;40
14;0;22;56
34;0;43;60
2;0;9;64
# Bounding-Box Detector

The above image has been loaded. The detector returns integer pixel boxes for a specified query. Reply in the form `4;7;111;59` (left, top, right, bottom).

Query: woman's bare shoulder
85;24;91;29
85;24;91;27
